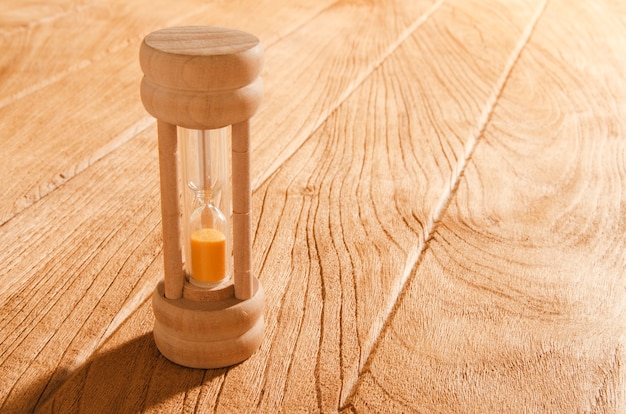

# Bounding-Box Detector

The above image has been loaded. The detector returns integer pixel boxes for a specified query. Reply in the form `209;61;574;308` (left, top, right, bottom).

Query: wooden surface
0;0;624;412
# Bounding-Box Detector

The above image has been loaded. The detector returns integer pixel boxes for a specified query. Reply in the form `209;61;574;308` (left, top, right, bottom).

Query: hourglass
139;26;264;368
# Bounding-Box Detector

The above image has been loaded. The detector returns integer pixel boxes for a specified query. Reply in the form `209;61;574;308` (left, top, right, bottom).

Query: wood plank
343;0;626;412
0;0;332;108
0;0;335;226
1;0;442;410
0;128;163;413
0;0;95;30
248;0;443;190
236;1;544;411
35;0;543;412
0;0;198;108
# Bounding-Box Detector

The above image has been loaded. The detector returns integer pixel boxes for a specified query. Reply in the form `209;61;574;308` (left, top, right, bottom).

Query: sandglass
139;26;264;368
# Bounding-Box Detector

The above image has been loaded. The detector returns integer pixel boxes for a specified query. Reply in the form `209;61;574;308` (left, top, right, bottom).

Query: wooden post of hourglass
232;120;253;300
139;26;264;369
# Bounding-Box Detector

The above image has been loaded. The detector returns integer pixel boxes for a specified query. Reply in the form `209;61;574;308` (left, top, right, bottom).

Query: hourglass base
152;278;264;369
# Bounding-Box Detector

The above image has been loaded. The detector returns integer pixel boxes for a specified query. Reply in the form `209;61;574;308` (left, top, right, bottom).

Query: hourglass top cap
140;26;262;91
140;26;263;130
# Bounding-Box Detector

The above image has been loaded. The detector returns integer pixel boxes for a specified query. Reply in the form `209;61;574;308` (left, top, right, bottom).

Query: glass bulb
180;127;232;287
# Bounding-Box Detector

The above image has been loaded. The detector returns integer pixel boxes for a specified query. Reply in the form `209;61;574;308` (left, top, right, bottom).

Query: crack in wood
339;0;550;408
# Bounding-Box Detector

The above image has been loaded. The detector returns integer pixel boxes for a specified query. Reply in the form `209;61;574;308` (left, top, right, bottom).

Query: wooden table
1;0;624;412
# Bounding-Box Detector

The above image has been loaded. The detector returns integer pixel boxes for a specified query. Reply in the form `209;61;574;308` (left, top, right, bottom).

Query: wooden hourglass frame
139;26;264;369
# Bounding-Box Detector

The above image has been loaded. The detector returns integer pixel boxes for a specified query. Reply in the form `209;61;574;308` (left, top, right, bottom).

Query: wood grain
1;0;444;410
247;0;545;411
1;0;623;412
34;0;543;411
344;0;626;412
249;0;443;190
0;0;331;108
0;0;335;226
0;0;95;31
0;127;163;413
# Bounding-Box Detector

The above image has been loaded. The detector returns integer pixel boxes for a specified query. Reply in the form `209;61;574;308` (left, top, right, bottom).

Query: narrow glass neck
181;127;228;205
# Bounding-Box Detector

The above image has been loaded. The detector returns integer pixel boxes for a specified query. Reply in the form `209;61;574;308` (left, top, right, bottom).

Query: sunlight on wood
0;0;624;412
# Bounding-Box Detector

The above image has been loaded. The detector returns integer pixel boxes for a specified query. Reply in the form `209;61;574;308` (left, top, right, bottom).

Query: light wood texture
344;0;626;412
232;121;254;300
1;0;625;412
0;0;335;226
157;120;183;300
2;0;440;408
